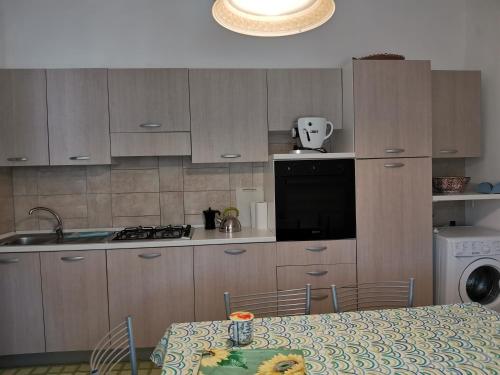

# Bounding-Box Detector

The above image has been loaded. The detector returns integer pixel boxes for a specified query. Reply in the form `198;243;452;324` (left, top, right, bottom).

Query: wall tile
87;166;111;194
111;157;158;170
38;166;86;195
39;217;88;230
111;169;159;193
182;156;229;169
0;196;14;233
12;168;38;196
112;193;160;217
113;216;161;228
184;191;230;215
14;195;39;230
38;194;88;218
185;214;204;226
269;143;293;154
183;168;229;191
229;163;253;189
252;166;264;188
159;157;183;192
160;192;184;224
87;194;112;228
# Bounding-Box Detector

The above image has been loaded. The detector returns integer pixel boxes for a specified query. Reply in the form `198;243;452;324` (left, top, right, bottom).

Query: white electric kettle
294;117;334;149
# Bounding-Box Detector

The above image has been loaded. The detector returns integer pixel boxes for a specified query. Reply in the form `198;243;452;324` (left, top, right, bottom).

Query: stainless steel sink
1;233;59;246
0;231;115;246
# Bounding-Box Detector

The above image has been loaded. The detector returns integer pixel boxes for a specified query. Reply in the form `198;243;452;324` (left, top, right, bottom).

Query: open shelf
433;191;500;202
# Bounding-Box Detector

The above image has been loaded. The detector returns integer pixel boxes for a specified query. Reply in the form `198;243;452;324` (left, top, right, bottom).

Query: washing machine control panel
453;239;500;256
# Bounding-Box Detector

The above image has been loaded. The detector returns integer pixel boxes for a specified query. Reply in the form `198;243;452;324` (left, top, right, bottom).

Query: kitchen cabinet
0;253;45;356
0;69;49;166
40;250;109;352
432;71;481;158
107;247;194;348
356;158;433;306
189;69;268;163
353;60;432;158
194;243;277;321
267;69;342;132
47;69;111;165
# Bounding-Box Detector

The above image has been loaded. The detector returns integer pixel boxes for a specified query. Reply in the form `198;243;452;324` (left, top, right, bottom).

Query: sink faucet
29;207;64;239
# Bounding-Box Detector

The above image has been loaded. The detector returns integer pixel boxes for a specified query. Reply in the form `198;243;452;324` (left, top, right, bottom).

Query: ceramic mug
228;311;254;346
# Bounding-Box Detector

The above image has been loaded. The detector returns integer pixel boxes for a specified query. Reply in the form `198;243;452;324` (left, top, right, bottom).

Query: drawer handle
439;149;458;154
61;256;85;262
385;148;405;154
311;294;329;301
138;253;162;259
69;156;90;161
140;123;162;128
224;249;246;255
7;157;28;162
305;246;327;252
384;163;405;168
0;258;20;264
307;270;328;277
221;154;241;159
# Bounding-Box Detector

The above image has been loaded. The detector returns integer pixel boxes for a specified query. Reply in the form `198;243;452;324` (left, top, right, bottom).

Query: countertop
0;227;276;253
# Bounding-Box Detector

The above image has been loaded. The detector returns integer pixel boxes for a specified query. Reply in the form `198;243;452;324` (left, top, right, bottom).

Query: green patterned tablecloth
151;303;500;374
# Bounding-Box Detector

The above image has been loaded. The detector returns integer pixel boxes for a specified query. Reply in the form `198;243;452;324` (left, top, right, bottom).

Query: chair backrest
331;278;415;313
224;284;312;319
90;316;138;375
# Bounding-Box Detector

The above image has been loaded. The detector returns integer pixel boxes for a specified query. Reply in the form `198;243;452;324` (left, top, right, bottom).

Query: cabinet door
108;69;190;133
0;69;49;166
432;71;481;158
194;243;277;321
267;69;342;132
0;253;45;355
189;69;268;163
356;158;433;306
47;69;111;165
354;60;432;158
41;251;109;352
107;247;194;348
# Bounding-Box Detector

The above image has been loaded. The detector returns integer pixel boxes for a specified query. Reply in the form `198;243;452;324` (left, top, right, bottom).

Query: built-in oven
274;159;356;242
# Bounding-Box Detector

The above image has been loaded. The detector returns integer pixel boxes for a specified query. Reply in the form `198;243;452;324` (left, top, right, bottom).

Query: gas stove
112;225;192;241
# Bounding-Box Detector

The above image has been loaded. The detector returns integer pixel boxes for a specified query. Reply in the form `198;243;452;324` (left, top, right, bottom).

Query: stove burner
113;225;192;241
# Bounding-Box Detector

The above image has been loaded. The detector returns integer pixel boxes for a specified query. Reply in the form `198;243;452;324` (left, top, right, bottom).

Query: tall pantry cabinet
351;60;433;306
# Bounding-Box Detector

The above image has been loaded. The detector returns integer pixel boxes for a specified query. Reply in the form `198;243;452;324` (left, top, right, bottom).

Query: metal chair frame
331;278;415;313
90;316;138;375
224;284;312;319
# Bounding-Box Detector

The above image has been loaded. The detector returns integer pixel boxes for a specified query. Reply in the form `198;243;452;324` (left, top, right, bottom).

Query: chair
224;284;312;319
90;316;138;375
330;278;415;313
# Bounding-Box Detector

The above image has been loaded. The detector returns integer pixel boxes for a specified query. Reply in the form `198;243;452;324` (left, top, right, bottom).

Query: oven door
274;159;356;242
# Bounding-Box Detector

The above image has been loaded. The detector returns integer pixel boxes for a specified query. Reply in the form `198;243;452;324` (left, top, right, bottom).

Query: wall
464;0;500;229
0;168;14;234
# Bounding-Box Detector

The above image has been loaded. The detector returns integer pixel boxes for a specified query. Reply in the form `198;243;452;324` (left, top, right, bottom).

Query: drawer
310;288;333;315
110;132;191;157
277;239;356;266
277;264;356;289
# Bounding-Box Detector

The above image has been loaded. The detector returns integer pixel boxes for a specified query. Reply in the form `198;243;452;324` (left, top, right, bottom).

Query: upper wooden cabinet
432;71;481;158
47;69;111;165
267;69;343;132
189;69;268;163
108;69;190;133
0;69;49;166
353;60;432;158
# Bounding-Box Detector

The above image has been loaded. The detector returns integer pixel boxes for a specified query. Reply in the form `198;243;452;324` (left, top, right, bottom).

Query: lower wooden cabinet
107;247;194;348
194;243;277;321
0;253;45;356
40;250;109;352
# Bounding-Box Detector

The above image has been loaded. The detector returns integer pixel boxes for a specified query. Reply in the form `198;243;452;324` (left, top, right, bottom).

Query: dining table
151;303;500;374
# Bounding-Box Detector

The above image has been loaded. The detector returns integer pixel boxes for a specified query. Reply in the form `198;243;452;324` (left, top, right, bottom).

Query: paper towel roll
250;202;257;228
255;202;268;230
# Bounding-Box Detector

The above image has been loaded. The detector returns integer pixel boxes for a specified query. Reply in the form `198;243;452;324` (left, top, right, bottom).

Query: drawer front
310;288;333;315
277;264;356;289
277;239;356;266
110;132;191;157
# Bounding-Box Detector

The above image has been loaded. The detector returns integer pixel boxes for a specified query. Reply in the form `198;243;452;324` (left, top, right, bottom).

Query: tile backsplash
12;157;264;231
0;168;14;234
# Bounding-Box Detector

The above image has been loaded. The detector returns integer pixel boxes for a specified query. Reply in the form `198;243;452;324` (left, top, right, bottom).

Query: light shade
212;0;336;37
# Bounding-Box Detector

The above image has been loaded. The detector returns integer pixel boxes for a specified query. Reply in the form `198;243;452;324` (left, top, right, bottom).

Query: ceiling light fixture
212;0;336;37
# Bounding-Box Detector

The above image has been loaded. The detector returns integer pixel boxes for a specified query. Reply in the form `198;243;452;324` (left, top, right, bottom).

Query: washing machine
434;226;500;312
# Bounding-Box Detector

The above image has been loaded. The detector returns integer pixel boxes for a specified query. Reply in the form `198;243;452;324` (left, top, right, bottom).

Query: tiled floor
0;361;160;375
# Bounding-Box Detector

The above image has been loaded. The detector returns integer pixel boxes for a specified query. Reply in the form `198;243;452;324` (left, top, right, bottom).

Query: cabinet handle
61;256;85;262
138;253;162;259
439;149;458;154
139;123;162;128
224;249;246;255
221;154;241;159
306;270;328;277
7;157;28;162
305;246;327;252
311;294;329;301
0;258;20;264
385;148;405;154
384;163;405;168
69;156;90;161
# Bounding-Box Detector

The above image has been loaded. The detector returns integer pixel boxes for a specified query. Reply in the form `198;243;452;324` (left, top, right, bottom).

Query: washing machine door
459;258;500;311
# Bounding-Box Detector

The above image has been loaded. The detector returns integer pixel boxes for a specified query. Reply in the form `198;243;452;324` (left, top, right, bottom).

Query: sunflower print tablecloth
151;303;500;374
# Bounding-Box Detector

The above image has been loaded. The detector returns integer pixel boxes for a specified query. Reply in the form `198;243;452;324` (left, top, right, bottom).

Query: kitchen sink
1;233;59;246
0;231;115;246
